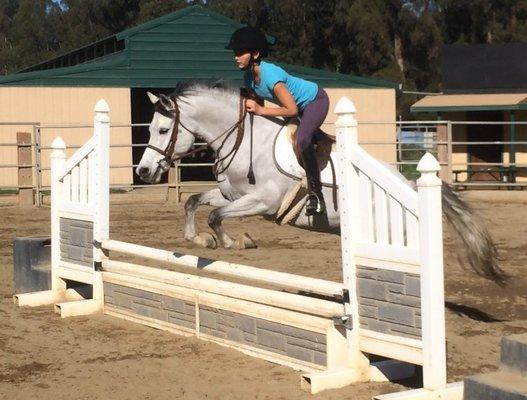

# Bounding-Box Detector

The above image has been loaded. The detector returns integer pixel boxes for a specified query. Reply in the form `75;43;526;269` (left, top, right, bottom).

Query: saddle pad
273;125;339;186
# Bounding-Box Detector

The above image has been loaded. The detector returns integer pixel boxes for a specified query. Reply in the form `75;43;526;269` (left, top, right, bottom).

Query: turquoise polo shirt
243;61;318;110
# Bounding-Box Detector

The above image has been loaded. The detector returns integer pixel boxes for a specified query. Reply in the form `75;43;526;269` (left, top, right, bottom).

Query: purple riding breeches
296;87;330;151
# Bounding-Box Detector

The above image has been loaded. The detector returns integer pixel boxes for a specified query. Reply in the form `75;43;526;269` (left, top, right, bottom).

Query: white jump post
92;99;110;303
374;160;463;400
51;137;67;293
315;96;462;399
417;154;447;391
13;101;109;314
334;96;370;378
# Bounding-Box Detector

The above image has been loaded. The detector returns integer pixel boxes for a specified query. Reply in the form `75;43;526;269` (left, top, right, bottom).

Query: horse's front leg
207;194;269;249
184;188;230;248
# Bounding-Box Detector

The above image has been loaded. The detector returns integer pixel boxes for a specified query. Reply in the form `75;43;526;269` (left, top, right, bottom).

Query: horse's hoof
193;232;217;249
234;233;257;249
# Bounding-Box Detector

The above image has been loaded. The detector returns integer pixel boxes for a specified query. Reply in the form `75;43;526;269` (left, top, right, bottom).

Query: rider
226;26;329;216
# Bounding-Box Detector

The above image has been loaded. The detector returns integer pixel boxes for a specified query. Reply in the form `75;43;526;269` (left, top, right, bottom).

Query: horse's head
136;91;195;184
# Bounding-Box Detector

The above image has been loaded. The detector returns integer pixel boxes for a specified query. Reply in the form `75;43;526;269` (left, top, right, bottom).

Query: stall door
467;111;503;181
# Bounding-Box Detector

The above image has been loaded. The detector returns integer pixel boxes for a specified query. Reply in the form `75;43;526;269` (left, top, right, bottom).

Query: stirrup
305;193;326;216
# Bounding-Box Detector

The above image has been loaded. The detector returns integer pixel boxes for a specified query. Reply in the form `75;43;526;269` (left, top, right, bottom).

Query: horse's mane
170;79;238;99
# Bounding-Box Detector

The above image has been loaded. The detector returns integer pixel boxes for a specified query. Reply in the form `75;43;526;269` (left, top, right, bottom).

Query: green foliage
1;0;62;72
135;0;193;24
1;0;527;118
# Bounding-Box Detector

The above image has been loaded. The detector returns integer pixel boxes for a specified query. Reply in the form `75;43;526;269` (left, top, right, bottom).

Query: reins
213;93;247;177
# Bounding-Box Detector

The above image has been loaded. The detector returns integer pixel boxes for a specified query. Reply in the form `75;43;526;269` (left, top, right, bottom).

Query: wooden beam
436;124;452;183
17;131;33;206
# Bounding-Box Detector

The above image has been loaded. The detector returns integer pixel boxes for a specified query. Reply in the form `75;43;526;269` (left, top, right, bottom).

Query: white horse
136;80;505;283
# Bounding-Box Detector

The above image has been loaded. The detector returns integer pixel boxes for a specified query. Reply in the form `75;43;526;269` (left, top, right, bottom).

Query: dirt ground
1;190;526;400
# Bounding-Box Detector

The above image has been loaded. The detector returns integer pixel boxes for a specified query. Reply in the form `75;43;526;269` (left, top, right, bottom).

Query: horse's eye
159;128;169;134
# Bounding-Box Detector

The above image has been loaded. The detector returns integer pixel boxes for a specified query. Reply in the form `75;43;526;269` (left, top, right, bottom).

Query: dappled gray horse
136;81;505;283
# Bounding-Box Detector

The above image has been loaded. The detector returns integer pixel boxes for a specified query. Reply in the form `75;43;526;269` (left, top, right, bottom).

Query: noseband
146;100;182;172
147;94;247;175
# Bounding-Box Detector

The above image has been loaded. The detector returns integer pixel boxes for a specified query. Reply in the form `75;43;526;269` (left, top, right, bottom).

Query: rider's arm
246;82;298;117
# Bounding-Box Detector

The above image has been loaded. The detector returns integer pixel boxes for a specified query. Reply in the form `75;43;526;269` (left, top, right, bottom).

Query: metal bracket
342;289;350;304
333;314;353;330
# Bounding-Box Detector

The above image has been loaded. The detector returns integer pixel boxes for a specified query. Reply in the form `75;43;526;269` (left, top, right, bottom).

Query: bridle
147;94;247;176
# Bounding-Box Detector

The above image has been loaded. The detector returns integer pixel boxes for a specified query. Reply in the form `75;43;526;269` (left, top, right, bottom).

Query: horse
136;80;505;284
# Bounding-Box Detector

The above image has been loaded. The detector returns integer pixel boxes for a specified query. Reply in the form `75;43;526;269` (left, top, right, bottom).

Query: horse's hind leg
184;188;229;247
208;195;268;249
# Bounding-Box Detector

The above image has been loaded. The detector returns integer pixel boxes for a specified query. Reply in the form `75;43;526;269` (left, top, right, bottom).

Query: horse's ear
159;94;175;110
147;91;159;104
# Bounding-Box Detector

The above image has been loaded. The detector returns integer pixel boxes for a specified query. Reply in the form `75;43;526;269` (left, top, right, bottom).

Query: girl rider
226;26;329;216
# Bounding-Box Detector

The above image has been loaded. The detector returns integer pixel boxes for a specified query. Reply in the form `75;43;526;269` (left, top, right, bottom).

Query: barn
411;43;527;187
0;5;399;200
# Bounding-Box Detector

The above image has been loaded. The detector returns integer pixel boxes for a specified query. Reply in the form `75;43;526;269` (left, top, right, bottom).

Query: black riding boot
301;145;326;216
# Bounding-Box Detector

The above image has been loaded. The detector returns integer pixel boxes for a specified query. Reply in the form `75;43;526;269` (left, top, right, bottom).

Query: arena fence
2;119;527;206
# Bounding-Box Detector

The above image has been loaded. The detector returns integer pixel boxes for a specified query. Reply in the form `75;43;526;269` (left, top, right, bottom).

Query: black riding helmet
225;26;270;58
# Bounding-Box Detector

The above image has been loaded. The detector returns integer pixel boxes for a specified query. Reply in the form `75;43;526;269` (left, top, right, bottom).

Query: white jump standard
14;97;462;398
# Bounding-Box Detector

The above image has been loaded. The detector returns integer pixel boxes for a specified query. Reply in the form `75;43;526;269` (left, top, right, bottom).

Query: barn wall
324;88;397;163
0;86;396;190
0;87;132;188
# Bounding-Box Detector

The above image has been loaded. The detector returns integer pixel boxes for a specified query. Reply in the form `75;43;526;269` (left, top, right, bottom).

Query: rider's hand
245;99;261;115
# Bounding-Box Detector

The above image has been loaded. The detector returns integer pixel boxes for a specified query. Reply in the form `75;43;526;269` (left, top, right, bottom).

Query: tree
135;0;191;24
0;0;20;74
329;0;396;77
57;0;142;54
8;0;62;72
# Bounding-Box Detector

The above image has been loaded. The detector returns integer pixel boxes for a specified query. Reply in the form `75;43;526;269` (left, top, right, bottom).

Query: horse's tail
441;183;508;285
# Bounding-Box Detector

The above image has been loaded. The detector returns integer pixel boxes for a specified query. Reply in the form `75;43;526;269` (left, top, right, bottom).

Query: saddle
284;118;335;171
273;119;338;224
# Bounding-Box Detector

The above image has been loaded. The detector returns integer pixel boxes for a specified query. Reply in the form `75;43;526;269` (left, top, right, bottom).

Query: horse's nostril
138;167;150;177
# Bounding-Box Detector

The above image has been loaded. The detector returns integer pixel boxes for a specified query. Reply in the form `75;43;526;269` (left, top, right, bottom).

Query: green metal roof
0;5;398;90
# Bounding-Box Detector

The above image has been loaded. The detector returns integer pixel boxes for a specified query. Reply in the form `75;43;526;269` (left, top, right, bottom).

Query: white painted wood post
416;153;447;391
335;96;368;371
50;137;67;292
92;100;110;302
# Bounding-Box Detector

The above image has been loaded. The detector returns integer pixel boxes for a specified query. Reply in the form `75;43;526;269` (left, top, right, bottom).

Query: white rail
103;239;344;298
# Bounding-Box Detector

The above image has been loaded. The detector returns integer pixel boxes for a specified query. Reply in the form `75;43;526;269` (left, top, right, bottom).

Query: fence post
167;163;179;203
447;121;453;184
416;152;447;391
17;131;34;206
34;125;43;207
436;124;452;183
50;136;67;292
92;99;110;302
335;96;369;371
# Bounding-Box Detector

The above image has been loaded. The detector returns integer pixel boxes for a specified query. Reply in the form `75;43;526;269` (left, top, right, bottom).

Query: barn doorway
130;88;172;185
467;111;503;181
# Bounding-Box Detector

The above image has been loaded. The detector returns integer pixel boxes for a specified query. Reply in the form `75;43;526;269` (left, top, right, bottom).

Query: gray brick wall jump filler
357;266;422;340
104;282;327;366
59;218;93;267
